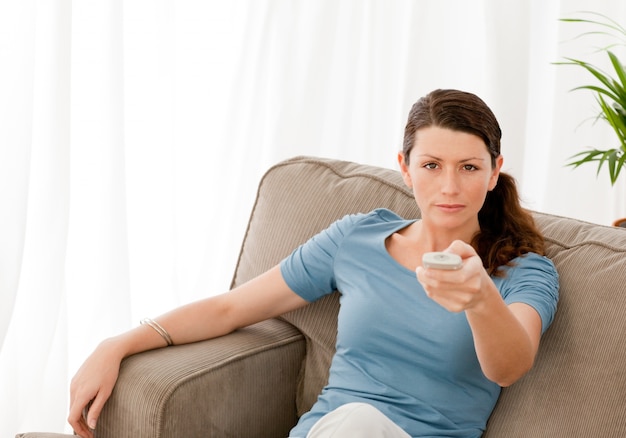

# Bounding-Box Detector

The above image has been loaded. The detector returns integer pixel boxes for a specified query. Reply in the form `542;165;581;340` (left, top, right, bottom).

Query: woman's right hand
68;338;125;438
63;265;307;437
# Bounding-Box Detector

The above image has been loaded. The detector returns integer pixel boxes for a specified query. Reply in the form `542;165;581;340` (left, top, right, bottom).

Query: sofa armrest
94;318;305;438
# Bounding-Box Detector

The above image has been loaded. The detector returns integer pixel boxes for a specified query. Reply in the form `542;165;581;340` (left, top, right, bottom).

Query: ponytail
472;172;545;276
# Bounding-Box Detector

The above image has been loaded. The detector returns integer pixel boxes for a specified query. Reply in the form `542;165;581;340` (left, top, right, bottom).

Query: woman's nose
441;170;461;194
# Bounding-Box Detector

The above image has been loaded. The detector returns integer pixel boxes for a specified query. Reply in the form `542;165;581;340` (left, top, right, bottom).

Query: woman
69;89;559;438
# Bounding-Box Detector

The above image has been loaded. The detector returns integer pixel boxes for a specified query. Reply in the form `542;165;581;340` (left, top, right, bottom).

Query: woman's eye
462;164;478;171
423;162;438;169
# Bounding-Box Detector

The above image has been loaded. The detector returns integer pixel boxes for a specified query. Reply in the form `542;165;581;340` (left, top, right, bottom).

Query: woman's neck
412;218;479;251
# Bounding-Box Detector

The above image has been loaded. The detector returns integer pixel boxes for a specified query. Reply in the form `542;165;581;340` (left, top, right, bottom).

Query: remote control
422;252;462;270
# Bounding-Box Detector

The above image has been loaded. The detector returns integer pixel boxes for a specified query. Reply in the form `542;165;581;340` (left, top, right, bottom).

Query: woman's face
399;126;503;232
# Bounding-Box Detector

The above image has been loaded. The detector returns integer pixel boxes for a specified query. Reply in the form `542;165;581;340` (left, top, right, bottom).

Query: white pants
305;402;411;438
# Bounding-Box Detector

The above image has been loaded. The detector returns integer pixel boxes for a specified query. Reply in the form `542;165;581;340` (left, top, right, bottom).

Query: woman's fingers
84;388;112;431
68;394;94;438
67;339;123;436
416;254;485;312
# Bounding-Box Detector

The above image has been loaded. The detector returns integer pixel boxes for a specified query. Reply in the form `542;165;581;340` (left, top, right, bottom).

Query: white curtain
1;0;625;435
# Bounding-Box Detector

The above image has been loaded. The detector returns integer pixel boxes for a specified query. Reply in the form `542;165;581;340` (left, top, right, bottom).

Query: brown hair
402;89;545;275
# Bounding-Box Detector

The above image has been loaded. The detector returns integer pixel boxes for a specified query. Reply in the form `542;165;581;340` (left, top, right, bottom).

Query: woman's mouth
436;203;464;213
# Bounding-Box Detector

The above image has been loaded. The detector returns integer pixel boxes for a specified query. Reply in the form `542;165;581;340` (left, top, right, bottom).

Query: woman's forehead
413;127;488;152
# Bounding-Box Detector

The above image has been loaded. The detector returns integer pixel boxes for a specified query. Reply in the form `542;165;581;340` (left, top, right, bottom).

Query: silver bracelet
140;318;174;346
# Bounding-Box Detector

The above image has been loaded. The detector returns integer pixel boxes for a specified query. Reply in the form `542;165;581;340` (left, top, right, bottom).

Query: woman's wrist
96;335;133;363
109;321;175;358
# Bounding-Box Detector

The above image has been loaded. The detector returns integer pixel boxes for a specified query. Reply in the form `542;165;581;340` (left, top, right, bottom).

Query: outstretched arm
68;265;308;438
416;240;542;387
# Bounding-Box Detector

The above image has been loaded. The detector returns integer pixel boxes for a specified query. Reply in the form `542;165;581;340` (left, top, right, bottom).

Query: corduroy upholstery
18;156;626;437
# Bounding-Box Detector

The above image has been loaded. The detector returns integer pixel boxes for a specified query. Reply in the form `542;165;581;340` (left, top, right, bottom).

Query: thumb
445;239;475;258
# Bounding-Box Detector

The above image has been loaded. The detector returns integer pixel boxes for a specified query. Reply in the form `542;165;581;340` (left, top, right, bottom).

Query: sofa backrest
485;211;626;437
231;156;626;437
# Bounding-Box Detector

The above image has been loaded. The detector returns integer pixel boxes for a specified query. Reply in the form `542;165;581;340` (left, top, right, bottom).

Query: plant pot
612;218;626;228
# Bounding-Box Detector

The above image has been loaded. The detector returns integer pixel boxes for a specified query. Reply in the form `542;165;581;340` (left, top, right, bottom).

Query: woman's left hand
416;240;543;386
416;240;492;313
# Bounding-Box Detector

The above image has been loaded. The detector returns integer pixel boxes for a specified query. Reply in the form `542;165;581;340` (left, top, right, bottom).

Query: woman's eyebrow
459;157;486;163
417;154;486;162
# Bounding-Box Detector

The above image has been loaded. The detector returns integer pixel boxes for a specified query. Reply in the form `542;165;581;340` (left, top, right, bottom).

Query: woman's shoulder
498;252;560;333
343;208;413;227
359;208;410;223
499;252;559;288
513;252;557;271
329;208;414;236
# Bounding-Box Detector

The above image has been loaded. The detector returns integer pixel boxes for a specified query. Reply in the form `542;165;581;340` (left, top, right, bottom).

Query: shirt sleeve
280;213;364;302
499;252;560;334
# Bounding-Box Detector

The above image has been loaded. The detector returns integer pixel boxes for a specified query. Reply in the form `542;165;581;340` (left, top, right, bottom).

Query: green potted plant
557;12;626;227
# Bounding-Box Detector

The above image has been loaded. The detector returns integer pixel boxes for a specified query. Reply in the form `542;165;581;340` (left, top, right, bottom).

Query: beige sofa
18;156;626;437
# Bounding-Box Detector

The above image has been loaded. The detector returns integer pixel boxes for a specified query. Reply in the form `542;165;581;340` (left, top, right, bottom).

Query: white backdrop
1;0;625;435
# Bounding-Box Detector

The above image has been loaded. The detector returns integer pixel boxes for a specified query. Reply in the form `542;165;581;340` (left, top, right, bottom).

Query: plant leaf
562;57;621;101
559;11;626;185
560;12;626;41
